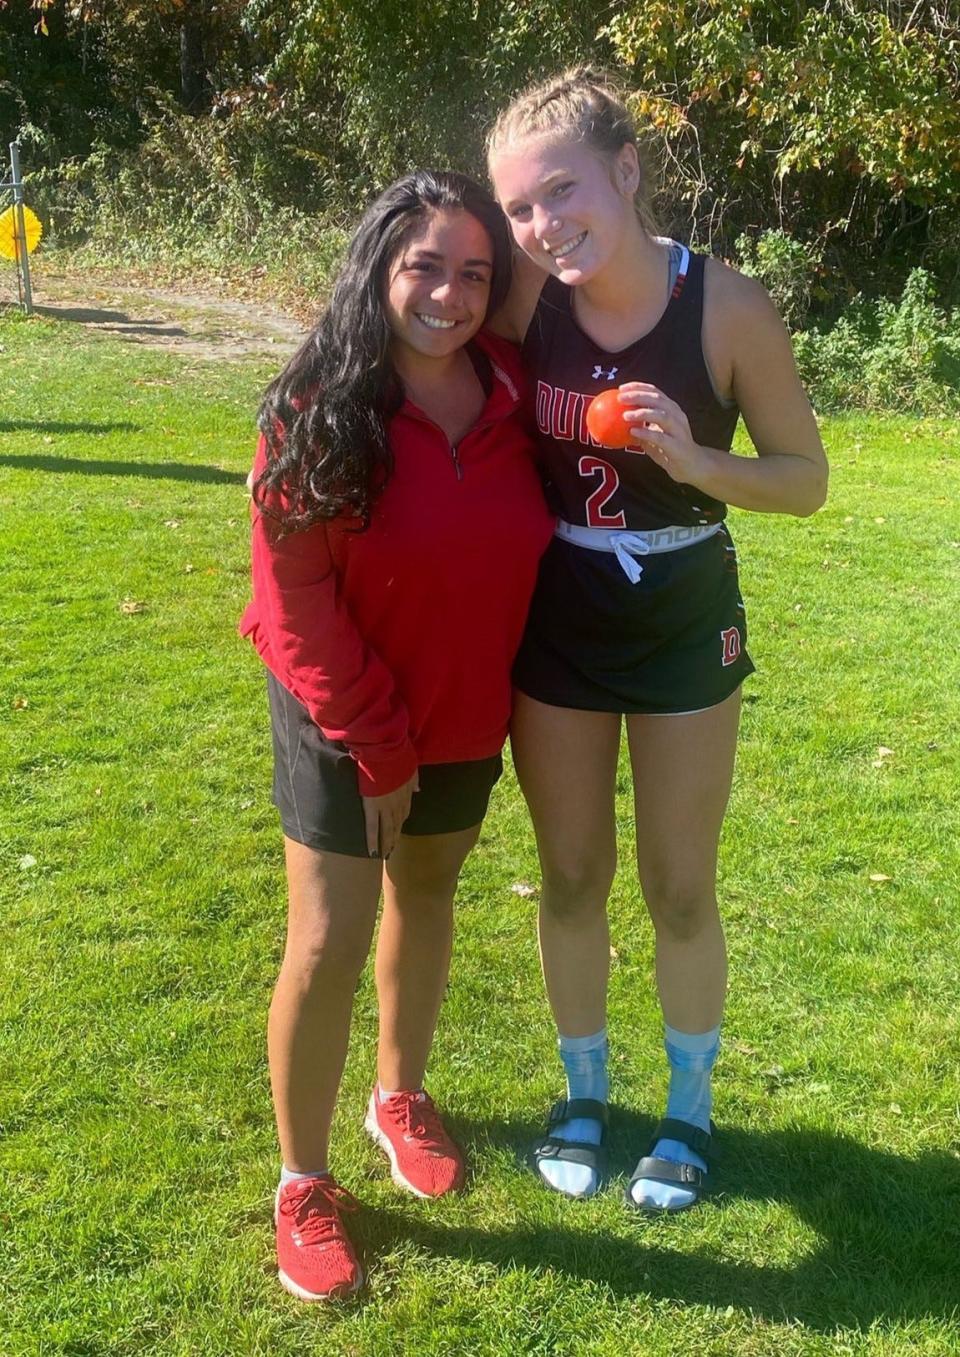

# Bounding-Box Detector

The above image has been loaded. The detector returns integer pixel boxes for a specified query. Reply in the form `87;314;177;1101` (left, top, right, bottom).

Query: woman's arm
486;249;548;343
620;265;828;517
242;444;418;801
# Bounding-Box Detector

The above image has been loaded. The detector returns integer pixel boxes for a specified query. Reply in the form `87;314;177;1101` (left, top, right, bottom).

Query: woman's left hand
618;383;709;486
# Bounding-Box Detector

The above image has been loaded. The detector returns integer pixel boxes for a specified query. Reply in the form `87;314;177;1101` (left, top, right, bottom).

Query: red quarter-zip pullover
240;330;555;796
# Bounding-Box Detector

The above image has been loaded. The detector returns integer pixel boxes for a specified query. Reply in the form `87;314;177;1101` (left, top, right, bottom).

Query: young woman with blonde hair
487;68;827;1210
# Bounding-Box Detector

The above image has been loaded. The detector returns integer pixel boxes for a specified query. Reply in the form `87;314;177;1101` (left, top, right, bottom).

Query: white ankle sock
280;1164;328;1186
378;1084;423;1104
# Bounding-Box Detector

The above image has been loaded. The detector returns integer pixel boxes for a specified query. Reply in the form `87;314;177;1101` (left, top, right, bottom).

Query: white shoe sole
363;1095;435;1198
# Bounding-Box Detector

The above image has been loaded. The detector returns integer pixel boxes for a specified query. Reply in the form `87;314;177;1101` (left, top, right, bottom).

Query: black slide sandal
532;1098;609;1199
625;1117;714;1213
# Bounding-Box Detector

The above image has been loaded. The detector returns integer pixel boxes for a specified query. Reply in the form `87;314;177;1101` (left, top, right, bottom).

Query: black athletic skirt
513;523;754;714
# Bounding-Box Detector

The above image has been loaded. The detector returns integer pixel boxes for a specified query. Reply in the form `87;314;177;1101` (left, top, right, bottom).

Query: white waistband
554;519;722;583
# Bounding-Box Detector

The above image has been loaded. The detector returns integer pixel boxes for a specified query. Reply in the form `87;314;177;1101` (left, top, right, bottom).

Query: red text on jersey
720;626;741;666
579;456;626;528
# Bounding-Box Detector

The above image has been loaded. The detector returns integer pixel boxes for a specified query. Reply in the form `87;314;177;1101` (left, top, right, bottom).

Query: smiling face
490;134;641;287
384;208;494;371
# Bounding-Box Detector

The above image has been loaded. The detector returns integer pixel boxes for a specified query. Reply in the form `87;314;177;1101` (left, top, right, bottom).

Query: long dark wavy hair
254;170;512;534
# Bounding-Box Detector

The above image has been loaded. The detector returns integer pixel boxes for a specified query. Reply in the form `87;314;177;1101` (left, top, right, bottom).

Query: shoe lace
393;1092;448;1150
279;1178;359;1247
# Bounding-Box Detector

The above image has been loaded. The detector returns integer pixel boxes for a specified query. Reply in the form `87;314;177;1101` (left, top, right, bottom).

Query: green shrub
736;229;823;330
38;96;351;299
794;269;960;414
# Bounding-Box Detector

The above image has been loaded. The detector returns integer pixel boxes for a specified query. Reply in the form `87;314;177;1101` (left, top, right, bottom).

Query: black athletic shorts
513;522;755;714
266;673;503;857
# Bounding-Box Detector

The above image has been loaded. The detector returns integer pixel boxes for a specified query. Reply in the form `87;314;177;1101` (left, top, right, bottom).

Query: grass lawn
1;311;959;1356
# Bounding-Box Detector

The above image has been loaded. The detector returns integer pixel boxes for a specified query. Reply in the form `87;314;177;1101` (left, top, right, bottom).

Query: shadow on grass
33;303;188;338
363;1111;960;1333
0;453;246;485
0;420;140;434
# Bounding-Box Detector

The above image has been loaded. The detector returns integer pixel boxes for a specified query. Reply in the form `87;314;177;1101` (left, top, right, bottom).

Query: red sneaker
364;1088;465;1198
274;1175;362;1301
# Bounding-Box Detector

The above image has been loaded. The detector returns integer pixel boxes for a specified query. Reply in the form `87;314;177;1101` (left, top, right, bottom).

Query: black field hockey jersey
521;246;740;531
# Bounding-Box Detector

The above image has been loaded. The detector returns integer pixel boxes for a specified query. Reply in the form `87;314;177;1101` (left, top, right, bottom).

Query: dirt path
21;265;306;361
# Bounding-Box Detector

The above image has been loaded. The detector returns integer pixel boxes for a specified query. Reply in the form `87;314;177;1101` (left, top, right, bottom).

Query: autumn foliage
1;0;958;308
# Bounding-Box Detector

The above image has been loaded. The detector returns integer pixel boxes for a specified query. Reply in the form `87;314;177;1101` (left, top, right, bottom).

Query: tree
603;0;960;293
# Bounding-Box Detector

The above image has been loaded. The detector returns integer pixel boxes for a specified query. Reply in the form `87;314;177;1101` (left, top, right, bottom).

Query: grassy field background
1;311;959;1356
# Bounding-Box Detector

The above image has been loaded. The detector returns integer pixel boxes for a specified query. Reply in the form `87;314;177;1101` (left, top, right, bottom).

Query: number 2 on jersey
579;455;626;528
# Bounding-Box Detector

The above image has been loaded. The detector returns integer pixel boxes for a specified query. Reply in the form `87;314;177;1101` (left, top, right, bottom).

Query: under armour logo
592;365;619;381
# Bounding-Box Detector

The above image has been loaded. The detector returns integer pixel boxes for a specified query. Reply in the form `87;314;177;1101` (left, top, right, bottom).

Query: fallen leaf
164;519;181;529
184;563;195;574
510;882;536;898
18;854;37;870
119;598;147;615
869;873;892;883
874;516;886;524
12;696;28;709
888;1102;902;1115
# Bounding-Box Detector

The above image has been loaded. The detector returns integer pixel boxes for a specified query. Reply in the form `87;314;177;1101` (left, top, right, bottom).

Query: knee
643;877;717;942
540;855;615;923
282;919;372;989
388;861;460;909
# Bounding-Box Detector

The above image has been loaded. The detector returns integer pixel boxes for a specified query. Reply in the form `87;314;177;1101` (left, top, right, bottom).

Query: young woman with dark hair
487;70;827;1212
241;169;553;1300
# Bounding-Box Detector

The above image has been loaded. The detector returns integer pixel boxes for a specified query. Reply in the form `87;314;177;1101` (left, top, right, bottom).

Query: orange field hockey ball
585;388;636;449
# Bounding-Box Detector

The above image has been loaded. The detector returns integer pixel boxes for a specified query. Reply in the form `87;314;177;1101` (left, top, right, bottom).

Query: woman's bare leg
267;838;382;1172
511;692;622;1197
511;693;622;1036
626;689;739;1032
625;688;741;1208
375;824;481;1092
